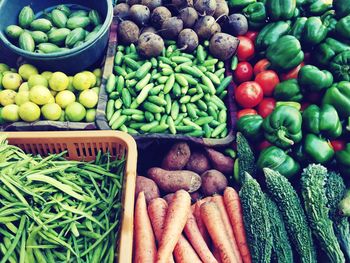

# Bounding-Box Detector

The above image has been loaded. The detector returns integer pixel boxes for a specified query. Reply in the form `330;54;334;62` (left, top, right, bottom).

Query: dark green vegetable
264;168;317;263
334;0;350;18
330;51;350;81
298;65;333;92
336;143;350;179
255;21;291;50
313;38;350;66
243;2;268;29
266;0;296;21
301;17;328;46
237;132;257;184
274;79;303;102
301;164;345;263
236;114;263;142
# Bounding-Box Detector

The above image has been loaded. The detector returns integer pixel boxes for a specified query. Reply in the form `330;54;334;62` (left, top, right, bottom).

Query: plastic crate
96;18;237;147
5;130;137;263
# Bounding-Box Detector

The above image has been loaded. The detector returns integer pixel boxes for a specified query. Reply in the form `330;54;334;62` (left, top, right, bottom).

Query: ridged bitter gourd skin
237;132;257;184
239;172;272;263
264;168;317;263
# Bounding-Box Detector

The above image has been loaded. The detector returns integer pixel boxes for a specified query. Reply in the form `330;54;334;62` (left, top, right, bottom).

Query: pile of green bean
0;135;124;263
105;42;232;138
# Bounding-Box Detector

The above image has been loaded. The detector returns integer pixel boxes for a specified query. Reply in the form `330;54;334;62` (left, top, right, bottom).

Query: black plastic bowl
0;0;113;74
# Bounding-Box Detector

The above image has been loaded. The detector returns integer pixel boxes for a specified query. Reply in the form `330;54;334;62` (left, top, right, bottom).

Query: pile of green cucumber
5;5;102;53
105;42;232;138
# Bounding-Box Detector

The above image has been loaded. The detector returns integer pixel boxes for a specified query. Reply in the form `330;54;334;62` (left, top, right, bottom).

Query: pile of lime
0;63;101;124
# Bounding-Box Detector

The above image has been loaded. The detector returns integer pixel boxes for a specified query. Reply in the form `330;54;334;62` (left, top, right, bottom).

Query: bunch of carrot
133;187;252;263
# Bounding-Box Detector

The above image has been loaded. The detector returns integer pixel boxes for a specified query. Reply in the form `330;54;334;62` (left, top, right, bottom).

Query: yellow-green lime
0;90;17;106
2;73;22;90
2;104;19;122
55;90;76;109
78;89;98;108
15;91;30;106
67;76;74;92
28;74;48;88
92;87;100;94
18;64;38;80
29;85;54;105
59;110;65;121
82;71;97;87
41;71;53;80
41;103;62;121
93;68;102;78
73;72;90;91
0;64;10;73
85;109;96;122
18;82;29;92
65;102;86;122
19;102;40;122
49;72;69;91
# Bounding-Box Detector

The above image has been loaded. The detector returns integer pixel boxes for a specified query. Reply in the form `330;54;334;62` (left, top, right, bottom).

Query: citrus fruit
15;91;30;106
19;102;40;122
49;72;69;91
50;90;58;97
0;90;17;106
92;87;100;94
93;68;102;78
2;104;19;122
0;63;10;73
55;90;76;109
85;109;96;122
29;85;54;105
0;108;5;124
59;111;65;121
18;82;29;92
41;71;53;80
82;71;97;87
2;73;22;90
18;64;38;80
65;102;86;122
28;74;48;88
41;103;62;121
73;72;91;91
78;89;98;108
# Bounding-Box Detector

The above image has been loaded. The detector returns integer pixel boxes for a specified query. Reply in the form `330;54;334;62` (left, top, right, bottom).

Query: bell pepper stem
277;129;294;145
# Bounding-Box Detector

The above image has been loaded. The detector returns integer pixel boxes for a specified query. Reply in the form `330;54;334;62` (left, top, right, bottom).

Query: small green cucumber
65;28;86;47
18;6;34;28
5;25;23;39
66;16;90;29
37;43;61;53
19;32;35;52
51;9;68;28
30;31;49;44
30;19;53;32
48;28;71;45
89;10;102;26
56;5;71;17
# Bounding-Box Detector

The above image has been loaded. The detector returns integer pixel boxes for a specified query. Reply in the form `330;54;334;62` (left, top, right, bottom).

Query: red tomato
257;98;276;118
235;81;263;108
237;36;255;61
258;140;272;151
253;59;270;76
237;108;257;119
245;31;259;42
331;140;346;152
233;62;253;83
280;62;305;81
255;70;280;96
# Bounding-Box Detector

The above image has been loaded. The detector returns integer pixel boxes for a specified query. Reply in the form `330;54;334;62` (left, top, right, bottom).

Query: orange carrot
184;211;218;263
147;198;175;263
134;192;157;263
200;202;238;263
224;187;252;263
211;195;243;263
194;199;211;246
156;190;191;263
174;235;202;263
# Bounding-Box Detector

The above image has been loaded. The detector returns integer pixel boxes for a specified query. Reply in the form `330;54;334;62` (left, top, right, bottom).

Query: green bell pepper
237;114;264;142
255;21;291;50
336;15;350;40
243;2;267;29
266;0;296;21
228;0;256;9
263;105;303;149
302;104;342;138
301;17;328;46
257;146;300;178
330;51;350;81
305;0;333;15
274;79;303;102
298;65;333;92
266;35;304;70
321;10;338;33
334;0;350;18
290;17;307;39
336;143;350;178
314;38;350;66
323;81;350;118
304;134;335;164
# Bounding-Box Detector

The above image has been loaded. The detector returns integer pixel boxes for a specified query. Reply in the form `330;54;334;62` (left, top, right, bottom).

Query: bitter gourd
237;132;257;184
264;168;317;263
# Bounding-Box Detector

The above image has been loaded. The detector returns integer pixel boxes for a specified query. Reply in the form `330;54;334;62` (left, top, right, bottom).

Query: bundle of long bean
0;135;124;263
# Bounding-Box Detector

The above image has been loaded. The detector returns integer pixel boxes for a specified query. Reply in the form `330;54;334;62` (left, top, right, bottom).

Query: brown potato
205;148;234;174
185;151;211;174
200;169;228;196
147;167;201;193
161;142;191;170
135;176;160;203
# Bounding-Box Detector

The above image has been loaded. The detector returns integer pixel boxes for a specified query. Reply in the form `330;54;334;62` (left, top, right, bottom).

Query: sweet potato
205;148;234;174
135;176;160;203
186;151;211;174
200;170;228;196
161;142;191;170
147;167;201;193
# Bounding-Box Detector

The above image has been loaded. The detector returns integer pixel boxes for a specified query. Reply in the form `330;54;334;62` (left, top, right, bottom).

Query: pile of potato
136;142;234;202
